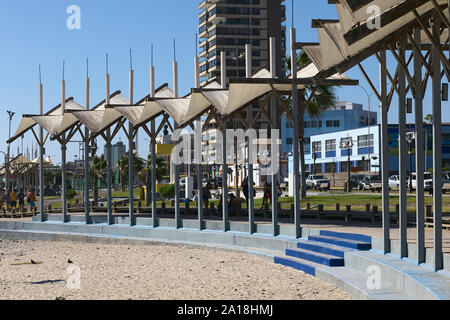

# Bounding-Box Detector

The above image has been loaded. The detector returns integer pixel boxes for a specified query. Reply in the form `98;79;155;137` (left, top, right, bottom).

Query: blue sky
0;0;448;165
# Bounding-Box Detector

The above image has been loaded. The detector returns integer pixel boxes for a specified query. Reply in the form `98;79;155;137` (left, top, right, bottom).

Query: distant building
288;123;450;187
281;101;378;154
104;140;126;169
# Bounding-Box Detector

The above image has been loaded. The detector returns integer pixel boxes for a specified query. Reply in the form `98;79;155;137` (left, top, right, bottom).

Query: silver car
306;175;331;190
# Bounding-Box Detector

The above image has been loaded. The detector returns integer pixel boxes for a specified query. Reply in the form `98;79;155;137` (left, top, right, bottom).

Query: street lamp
358;85;374;177
340;137;354;192
406;132;415;193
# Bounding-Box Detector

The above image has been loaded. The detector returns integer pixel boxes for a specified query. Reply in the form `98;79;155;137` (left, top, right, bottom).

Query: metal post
221;51;228;232
398;39;407;258
150;53;157;228
61;75;67;223
246;43;255;234
270;37;279;236
173;53;181;229
128;67;135;226
106;70;113;225
414;28;425;264
84;61;90;224
195;55;203;231
379;50;390;254
291;28;301;239
432;18;443;271
38;71;45;222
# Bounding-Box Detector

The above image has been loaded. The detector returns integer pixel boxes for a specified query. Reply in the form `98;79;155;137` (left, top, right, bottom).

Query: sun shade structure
152;81;221;127
308;0;449;79
31;100;84;137
8;97;75;144
70;91;129;133
113;84;173;126
196;67;355;119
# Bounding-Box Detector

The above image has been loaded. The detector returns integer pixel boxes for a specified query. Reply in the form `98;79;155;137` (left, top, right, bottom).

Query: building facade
198;0;286;130
281;101;378;154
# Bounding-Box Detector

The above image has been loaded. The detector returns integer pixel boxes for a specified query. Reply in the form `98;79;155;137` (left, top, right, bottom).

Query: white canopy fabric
31;100;84;136
316;1;449;75
114;85;174;126
154;82;221;126
71;94;129;133
9;98;75;143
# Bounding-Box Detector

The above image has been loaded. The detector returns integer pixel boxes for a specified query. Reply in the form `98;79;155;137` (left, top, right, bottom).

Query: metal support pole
398;39;408;258
194;55;203;231
432;18;443;271
291;28;301;239
106;72;113;225
270;37;279;236
414;28;425;264
173;57;181;229
61;137;67;223
379;50;390;254
246;43;255;234
222;125;228;232
221;50;228;232
39;79;45;222
84;66;90;224
128;69;134;226
151;120;157;228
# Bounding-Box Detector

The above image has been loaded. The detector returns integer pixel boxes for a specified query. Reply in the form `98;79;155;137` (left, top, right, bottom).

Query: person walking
27;187;36;212
0;188;5;213
18;188;25;213
203;183;212;216
9;189;18;213
261;182;271;209
5;189;11;213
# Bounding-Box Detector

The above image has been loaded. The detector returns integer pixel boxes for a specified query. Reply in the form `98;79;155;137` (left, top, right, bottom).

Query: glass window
325;139;336;152
326;120;333;128
357;134;374;148
312;141;322;153
334;120;340;127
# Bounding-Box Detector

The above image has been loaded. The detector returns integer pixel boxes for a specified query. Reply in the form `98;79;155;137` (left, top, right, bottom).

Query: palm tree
118;152;145;192
286;51;337;198
90;155;107;206
139;154;168;205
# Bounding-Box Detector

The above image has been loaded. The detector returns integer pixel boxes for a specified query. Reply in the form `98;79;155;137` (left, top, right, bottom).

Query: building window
340;137;353;148
325;139;336;152
326;162;337;173
286;138;293;145
357;134;374;148
326;120;333;128
334;120;340;127
311;120;322;128
305;121;311;128
312;141;322;154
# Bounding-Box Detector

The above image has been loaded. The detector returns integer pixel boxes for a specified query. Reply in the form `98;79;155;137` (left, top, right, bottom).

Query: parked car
443;172;450;194
369;176;382;193
306;175;330;190
388;175;400;189
409;173;433;191
358;176;374;191
349;175;365;190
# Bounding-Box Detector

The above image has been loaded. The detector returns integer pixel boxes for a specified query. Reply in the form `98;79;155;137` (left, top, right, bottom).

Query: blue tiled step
274;256;320;276
320;230;372;243
297;240;350;259
286;248;345;267
308;235;372;251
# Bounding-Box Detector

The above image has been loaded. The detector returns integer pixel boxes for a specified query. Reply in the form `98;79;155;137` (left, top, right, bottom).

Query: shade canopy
8;97;74;144
71;93;129;133
113;84;174;126
153;82;221;126
31;100;84;136
310;0;449;79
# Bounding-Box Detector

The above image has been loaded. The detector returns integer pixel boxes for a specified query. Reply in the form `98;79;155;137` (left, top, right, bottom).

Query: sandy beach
0;239;350;300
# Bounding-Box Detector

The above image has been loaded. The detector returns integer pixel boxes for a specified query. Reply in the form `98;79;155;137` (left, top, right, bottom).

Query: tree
118;152;145;192
138;154;168;205
90;155;107;206
286;51;337;198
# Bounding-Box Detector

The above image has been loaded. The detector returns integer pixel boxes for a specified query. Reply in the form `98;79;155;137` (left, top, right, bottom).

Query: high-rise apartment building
198;0;286;88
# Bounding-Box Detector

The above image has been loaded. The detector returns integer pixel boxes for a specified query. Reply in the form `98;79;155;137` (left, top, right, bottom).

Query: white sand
0;239;351;300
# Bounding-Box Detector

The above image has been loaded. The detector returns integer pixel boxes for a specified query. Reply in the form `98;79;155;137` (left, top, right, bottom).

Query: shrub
66;189;77;201
159;184;175;199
